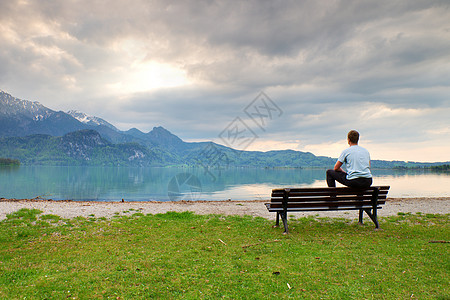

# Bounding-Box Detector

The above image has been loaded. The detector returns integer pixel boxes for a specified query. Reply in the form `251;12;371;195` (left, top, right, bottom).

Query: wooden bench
265;186;390;234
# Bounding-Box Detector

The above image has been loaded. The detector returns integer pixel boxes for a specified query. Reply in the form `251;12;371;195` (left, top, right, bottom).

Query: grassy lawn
0;208;448;299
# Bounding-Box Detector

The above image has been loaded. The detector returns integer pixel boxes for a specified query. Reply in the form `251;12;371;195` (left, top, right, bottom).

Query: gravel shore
1;197;449;221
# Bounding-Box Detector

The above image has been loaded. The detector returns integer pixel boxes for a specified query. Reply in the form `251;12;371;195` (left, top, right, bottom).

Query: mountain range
0;90;447;168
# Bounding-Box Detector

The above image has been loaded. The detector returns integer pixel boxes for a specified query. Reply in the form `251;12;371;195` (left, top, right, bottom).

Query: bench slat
268;200;385;209
267;206;383;212
271;195;387;202
271;186;390;193
271;187;389;196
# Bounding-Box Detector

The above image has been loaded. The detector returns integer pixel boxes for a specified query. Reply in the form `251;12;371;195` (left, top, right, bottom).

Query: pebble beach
1;197;449;221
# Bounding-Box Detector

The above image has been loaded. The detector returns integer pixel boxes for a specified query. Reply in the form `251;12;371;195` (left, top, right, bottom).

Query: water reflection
0;166;448;201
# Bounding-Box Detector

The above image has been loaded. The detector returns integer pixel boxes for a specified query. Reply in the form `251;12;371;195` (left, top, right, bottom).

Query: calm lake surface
1;166;449;201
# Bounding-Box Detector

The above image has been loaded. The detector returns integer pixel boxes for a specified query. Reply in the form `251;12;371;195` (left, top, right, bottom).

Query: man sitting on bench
326;130;372;188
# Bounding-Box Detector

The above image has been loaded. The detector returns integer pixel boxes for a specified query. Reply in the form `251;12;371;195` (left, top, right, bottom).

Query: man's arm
334;160;344;172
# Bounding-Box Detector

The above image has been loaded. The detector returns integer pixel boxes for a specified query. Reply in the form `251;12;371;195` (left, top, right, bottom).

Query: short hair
347;130;359;144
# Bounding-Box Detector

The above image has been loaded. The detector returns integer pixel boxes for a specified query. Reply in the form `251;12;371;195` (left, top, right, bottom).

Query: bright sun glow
108;61;190;93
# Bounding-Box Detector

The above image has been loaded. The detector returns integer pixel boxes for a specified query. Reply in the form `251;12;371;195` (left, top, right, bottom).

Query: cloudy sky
1;0;449;162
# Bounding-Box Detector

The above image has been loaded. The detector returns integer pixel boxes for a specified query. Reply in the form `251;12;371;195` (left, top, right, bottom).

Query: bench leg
359;209;363;225
372;208;379;229
275;212;280;227
281;211;289;234
363;208;379;229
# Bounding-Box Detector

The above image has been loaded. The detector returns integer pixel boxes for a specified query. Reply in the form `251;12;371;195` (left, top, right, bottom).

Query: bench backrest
270;186;390;211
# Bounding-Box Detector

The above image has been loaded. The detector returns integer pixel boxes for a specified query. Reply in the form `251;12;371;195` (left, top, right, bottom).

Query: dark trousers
326;169;372;188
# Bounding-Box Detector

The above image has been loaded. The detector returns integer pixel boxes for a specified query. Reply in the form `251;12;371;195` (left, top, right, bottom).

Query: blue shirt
338;145;372;180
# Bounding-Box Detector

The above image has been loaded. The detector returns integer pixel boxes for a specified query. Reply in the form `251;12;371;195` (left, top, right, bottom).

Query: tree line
0;158;21;166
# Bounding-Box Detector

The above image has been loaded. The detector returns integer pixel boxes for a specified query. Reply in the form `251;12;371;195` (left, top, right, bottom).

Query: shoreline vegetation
0;158;20;166
0;160;449;171
393;164;450;172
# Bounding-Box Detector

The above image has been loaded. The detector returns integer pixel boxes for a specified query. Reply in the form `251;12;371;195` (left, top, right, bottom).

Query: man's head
347;130;359;144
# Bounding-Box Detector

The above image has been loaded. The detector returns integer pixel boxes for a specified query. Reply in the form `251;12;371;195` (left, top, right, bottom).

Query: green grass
0;209;448;299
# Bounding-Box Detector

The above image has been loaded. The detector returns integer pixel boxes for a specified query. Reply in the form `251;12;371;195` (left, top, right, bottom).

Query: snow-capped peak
67;110;118;131
0;90;54;120
67;110;91;123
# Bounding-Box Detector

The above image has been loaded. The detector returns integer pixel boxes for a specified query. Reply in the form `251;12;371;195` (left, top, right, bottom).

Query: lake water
0;166;449;201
